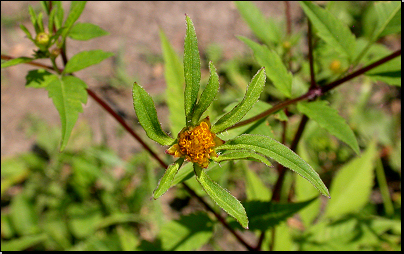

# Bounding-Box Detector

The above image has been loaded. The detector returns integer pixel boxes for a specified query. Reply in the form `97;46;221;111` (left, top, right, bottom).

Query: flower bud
35;32;50;46
329;59;341;74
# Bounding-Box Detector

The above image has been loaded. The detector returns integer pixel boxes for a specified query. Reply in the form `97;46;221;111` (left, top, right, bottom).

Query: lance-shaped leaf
132;82;175;146
184;15;201;124
68;22;109;41
46;76;88;152
153;158;184;199
160;28;185;135
239;36;292;98
212;67;266;133
1;57;34;68
191;61;220;125
299;1;356;62
61;1;87;39
235;1;281;46
374;1;401;39
297;101;360;154
194;164;249;229
212;150;271;167
324;141;377;219
216;134;330;198
63;50;114;74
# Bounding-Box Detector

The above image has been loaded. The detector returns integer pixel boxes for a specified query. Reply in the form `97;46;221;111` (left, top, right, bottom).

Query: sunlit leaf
217;134;330;198
132;82;175;146
212;68;266;133
46;76;88;151
184;15;201;124
194;164;248;229
153;158;184;199
68;22;109;40
63;50;114;73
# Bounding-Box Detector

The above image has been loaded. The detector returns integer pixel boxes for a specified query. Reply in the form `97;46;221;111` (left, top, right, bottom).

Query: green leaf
194;164;248;229
61;1;87;39
1;234;47;251
19;24;34;41
213;150;271;167
191;61;220;124
374;1;401;39
25;69;58;88
68;22;109;40
63;50;113;73
183;15;201;124
159;213;213;251
243;164;272;201
153;158;184;199
217;134;330;198
46;76;88;151
324;141;377;219
297;100;360;154
235;1;281;46
228;197;317;231
159;28;185;135
1;57;34;68
212;67;266;133
365;55;401;87
239;36;292;98
299;1;356;62
132;82;175;146
217;100;274;141
10;193;39;235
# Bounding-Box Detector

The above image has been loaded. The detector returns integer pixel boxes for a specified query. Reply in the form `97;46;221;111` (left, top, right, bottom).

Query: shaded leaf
243;165;272;201
194;164;248;229
324;141;377;219
228;197;317;231
63;50;114;73
239;36;292;97
212;68;266;133
183;15;201;124
153;158;184;199
1;234;47;251
159;213;213;251
25;69;58;88
46;76;88;151
365;55;401;86
374;1;401;39
300;1;356;62
132;82;175;146
297;100;360;154
217;134;330;198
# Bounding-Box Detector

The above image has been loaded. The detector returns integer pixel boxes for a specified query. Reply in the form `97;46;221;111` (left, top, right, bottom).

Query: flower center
178;121;216;166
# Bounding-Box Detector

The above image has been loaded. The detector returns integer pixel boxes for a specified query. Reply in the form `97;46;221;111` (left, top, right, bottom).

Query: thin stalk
225;49;401;131
1;53;255;251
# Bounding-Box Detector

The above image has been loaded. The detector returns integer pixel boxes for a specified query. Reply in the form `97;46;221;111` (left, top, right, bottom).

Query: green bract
132;15;329;229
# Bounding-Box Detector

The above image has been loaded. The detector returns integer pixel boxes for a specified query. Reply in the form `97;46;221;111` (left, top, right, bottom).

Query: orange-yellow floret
165;117;224;168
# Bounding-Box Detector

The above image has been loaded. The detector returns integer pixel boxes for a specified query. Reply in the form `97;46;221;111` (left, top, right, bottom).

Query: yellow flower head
166;117;224;168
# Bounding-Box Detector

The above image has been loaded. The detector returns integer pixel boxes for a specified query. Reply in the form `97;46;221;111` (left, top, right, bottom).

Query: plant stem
1;53;255;251
225;49;401;131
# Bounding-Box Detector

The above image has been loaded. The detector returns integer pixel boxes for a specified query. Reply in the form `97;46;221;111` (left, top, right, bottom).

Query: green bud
35;32;50;46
